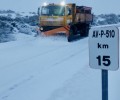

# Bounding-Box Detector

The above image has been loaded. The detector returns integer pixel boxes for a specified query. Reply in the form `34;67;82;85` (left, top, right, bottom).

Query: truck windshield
41;5;65;16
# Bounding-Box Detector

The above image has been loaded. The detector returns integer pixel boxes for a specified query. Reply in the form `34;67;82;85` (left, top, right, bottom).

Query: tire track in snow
0;44;67;71
0;38;88;100
0;75;34;100
0;42;69;99
0;37;85;71
0;45;69;98
0;44;88;98
0;46;88;100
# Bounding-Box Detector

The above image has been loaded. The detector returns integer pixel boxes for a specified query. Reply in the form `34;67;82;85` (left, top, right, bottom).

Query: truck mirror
38;7;40;15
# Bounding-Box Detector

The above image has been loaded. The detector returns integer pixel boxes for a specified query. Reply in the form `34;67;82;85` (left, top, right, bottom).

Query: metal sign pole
102;70;108;100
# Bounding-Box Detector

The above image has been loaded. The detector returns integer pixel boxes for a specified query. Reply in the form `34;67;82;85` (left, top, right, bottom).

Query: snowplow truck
38;3;93;42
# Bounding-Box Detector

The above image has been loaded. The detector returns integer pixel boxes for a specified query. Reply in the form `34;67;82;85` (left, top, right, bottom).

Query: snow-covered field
0;27;120;100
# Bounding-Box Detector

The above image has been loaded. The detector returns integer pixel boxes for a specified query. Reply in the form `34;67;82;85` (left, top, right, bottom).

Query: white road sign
89;26;119;71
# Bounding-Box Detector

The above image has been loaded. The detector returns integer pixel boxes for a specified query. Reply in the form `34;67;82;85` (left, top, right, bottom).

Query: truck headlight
40;27;43;31
43;2;48;6
60;1;65;6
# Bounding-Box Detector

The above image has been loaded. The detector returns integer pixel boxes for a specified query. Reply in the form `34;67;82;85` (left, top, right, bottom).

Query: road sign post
89;26;119;100
102;70;108;100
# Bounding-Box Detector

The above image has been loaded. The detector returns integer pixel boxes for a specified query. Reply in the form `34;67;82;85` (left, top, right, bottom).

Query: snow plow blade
42;26;70;36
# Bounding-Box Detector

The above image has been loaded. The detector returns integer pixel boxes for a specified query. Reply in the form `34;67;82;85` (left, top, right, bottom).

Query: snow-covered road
0;30;119;100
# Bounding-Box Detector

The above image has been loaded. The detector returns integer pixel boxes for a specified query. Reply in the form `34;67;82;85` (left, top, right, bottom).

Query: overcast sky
0;0;119;15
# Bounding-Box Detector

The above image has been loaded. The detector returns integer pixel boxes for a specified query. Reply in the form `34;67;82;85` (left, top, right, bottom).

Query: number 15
96;55;111;66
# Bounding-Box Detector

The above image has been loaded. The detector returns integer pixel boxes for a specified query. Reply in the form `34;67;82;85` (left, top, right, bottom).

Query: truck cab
38;3;72;32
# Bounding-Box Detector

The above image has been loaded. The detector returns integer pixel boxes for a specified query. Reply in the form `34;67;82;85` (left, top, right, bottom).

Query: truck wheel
84;27;89;37
67;34;73;42
80;27;89;37
69;25;77;35
68;25;77;42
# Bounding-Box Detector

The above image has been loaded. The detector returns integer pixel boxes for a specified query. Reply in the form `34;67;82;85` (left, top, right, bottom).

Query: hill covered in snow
0;10;38;42
93;14;120;26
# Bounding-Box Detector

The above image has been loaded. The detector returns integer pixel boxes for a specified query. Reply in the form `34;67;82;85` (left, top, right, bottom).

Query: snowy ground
0;27;120;100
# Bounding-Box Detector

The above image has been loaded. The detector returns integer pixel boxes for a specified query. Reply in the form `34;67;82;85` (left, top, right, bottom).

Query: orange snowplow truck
38;3;93;42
